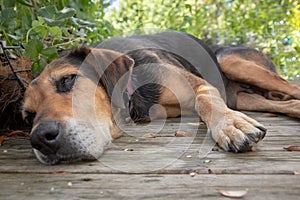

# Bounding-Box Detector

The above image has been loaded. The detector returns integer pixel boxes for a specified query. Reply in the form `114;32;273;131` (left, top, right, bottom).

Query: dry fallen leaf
0;136;5;146
7;130;28;137
143;133;157;138
0;131;29;147
52;171;71;174
216;189;248;198
175;130;195;137
283;146;300;151
294;170;300;175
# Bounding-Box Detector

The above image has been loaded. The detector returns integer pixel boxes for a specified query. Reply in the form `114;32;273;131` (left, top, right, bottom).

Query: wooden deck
1;112;300;199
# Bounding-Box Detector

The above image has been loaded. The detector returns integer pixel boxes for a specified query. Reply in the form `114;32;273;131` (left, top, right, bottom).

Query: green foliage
0;0;299;78
0;0;114;76
107;0;300;79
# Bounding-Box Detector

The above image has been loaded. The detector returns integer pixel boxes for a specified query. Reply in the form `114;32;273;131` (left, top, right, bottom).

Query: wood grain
0;113;300;199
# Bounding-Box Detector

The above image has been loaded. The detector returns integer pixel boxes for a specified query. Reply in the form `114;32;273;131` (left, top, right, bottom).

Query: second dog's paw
211;111;267;152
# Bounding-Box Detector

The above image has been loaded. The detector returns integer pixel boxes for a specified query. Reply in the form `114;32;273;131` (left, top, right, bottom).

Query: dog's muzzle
30;120;111;164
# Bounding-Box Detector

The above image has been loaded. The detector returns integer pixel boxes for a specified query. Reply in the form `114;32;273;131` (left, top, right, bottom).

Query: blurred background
0;0;299;78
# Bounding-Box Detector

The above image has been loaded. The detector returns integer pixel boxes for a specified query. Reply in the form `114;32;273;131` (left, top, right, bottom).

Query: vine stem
0;41;27;91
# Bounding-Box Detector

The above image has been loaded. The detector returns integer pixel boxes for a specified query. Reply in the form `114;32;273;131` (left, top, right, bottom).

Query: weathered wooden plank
0;173;299;200
1;130;300;175
0;112;300;200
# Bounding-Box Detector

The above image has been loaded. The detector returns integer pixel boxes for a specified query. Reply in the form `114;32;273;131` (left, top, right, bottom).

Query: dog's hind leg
218;55;300;100
236;92;300;118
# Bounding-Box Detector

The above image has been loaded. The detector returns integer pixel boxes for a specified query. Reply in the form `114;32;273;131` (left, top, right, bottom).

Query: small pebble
190;172;197;177
67;182;72;186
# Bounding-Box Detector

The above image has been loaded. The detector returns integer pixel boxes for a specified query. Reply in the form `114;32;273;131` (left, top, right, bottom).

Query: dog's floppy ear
69;47;134;108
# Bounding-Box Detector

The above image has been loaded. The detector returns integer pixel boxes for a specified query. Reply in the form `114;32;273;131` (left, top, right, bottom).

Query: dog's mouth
33;148;97;165
29;119;113;165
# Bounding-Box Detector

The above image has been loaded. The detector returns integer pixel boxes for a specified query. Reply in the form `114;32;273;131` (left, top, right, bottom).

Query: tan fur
237;92;300;118
218;55;300;100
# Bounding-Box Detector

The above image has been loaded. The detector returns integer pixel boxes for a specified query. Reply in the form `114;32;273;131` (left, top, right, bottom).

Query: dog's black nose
30;121;61;155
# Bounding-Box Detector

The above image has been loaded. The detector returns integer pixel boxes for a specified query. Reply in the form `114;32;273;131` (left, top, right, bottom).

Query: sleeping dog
22;32;300;164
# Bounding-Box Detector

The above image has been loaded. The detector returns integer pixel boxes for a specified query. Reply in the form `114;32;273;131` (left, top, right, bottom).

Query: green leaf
21;15;33;30
56;8;76;20
41;47;58;61
185;4;192;12
31;20;40;28
7;21;18;30
7;34;21;40
0;8;17;23
33;25;48;38
70;17;95;27
16;0;33;7
3;0;16;8
294;46;300;53
31;60;41;76
39;56;48;71
44;18;67;27
32;17;45;28
49;26;62;39
31;56;48;76
38;5;58;19
24;39;43;59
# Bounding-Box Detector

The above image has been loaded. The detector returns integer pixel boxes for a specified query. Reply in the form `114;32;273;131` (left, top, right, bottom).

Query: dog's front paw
210;111;267;152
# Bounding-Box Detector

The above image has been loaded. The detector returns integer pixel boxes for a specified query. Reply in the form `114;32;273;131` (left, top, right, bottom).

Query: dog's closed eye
56;74;78;93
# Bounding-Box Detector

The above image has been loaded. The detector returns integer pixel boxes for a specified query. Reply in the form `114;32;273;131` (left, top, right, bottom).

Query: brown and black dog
22;32;300;164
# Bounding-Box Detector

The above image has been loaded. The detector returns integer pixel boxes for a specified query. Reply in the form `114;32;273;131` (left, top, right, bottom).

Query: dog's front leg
195;83;267;152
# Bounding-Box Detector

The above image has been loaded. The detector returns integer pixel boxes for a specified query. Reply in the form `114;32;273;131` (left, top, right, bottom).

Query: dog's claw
248;133;261;142
228;143;239;153
256;126;267;133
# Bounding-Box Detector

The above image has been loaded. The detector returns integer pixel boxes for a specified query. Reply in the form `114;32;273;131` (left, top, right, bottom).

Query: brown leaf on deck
283;146;300;151
143;133;157;138
7;130;28;137
0;136;4;146
52;171;71;174
216;189;248;198
294;170;300;175
175;130;196;137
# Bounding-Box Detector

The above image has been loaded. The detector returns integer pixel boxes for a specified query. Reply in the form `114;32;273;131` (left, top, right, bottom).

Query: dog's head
22;47;134;164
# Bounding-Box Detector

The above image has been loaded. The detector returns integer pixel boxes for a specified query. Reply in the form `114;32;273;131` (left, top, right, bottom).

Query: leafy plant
0;0;114;75
0;0;299;78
